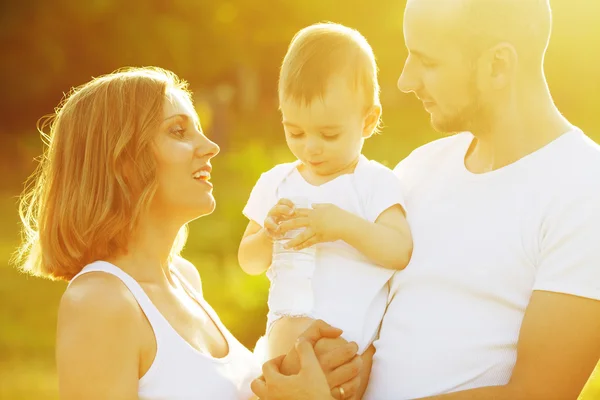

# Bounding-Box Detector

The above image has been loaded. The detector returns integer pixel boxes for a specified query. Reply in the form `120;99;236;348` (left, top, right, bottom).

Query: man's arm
418;290;600;400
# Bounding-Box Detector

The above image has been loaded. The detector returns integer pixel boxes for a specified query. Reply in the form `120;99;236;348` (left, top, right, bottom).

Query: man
254;1;600;399
365;0;600;399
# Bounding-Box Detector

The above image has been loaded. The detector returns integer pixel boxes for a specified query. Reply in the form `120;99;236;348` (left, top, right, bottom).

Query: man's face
398;0;488;133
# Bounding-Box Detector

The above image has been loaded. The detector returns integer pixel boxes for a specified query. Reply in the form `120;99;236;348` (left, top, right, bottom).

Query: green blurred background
0;0;598;398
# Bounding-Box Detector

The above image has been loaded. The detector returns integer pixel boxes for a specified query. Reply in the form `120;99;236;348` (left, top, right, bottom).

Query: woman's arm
56;273;142;400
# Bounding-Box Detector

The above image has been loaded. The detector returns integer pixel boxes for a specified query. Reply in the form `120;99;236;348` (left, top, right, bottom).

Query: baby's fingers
264;217;280;238
268;204;294;219
284;228;315;249
277;198;295;208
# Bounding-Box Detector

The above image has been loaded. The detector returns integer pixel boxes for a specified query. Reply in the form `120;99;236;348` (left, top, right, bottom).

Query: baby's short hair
279;22;380;110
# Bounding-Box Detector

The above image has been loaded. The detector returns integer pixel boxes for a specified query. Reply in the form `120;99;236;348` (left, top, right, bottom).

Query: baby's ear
362;105;382;138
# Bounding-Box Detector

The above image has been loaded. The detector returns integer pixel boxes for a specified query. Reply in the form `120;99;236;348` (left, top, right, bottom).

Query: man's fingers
314;337;348;357
325;354;362;389
319;341;359;373
331;376;361;400
250;375;267;398
261;354;286;379
299;319;344;346
296;338;321;369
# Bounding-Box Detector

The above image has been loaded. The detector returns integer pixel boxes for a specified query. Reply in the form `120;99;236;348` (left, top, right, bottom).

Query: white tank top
69;261;259;400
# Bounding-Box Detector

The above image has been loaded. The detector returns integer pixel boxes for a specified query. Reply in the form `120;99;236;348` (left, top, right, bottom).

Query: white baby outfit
243;155;405;354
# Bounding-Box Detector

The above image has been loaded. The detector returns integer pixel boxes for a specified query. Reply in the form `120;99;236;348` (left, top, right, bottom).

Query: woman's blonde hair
14;67;190;281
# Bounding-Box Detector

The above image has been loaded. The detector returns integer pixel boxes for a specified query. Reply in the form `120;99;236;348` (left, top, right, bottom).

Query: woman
15;67;360;399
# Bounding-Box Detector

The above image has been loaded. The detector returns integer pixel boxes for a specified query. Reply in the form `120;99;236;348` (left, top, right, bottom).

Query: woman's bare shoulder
59;272;142;329
56;273;142;398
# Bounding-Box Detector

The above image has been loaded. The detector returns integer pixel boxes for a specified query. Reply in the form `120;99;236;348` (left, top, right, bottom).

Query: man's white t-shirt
365;129;600;400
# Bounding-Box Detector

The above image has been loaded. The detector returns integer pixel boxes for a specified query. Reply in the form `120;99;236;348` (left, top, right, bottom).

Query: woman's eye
289;131;305;138
170;124;186;138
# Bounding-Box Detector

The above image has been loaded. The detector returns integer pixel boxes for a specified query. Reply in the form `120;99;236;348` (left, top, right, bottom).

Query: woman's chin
192;198;216;218
174;197;216;224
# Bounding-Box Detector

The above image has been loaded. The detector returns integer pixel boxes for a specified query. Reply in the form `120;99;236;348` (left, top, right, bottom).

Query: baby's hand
264;198;295;239
279;203;349;250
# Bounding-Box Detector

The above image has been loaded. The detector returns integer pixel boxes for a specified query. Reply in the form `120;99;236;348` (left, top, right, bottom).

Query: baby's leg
268;316;314;358
267;316;314;374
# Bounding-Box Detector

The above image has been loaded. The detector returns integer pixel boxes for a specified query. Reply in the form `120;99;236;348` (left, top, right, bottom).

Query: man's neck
465;88;573;173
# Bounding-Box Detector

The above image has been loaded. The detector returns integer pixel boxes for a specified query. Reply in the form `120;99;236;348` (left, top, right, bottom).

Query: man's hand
277;320;363;399
314;337;363;400
251;338;334;400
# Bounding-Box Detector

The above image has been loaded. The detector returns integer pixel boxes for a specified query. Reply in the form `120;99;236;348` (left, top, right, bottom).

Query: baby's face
280;76;374;178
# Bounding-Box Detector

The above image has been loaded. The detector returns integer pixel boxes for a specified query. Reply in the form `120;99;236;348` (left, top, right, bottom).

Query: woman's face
151;88;220;223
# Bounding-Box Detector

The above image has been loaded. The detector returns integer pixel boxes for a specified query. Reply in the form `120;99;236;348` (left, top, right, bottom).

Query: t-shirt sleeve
393;149;420;198
363;162;407;223
242;170;277;227
533;189;600;300
393;153;412;182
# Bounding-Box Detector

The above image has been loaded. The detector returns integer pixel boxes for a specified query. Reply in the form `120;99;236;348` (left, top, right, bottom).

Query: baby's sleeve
363;162;407;223
242;165;287;227
242;172;275;227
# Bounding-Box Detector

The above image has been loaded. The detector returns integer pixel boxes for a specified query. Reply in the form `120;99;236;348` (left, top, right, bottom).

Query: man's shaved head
406;0;552;65
399;0;554;134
